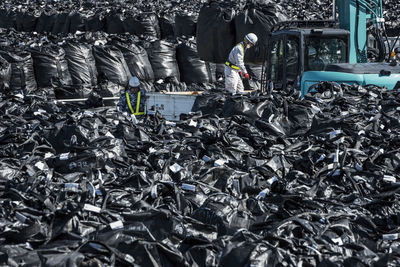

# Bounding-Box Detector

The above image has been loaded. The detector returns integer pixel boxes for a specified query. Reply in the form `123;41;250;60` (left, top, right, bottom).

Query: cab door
285;36;301;88
267;36;285;89
267;34;301;90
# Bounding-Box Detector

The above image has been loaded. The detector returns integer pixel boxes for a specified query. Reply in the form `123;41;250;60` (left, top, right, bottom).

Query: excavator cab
266;1;400;97
266;21;400;97
266;21;350;91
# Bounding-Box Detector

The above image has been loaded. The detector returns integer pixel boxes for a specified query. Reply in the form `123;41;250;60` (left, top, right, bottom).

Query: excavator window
305;36;348;71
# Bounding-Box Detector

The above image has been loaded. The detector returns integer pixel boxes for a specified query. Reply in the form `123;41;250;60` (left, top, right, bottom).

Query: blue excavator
264;0;400;97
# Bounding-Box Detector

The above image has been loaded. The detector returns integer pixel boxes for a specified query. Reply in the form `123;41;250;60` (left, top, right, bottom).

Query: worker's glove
130;114;138;125
244;73;250;80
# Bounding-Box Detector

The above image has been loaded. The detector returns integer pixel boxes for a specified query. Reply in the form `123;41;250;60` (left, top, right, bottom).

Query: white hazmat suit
225;42;247;95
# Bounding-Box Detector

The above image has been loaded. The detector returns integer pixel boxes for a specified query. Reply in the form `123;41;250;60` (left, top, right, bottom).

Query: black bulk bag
105;11;125;34
63;41;97;86
159;13;175;39
196;2;236;63
174;13;197;38
30;45;72;88
112;40;154;82
85;11;105;32
15;10;39;32
68;11;86;33
176;40;213;84
0;9;16;29
147;40;180;81
51;12;70;34
0;56;11;92
35;9;57;33
124;12;160;38
93;45;131;86
235;5;282;64
47;151;106;173
243;64;262;91
0;50;37;93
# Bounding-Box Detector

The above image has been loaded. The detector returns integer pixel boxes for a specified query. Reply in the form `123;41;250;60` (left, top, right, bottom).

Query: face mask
130;87;139;93
246;44;252;49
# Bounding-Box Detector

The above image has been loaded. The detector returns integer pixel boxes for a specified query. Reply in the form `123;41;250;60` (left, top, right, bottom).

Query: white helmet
129;76;140;87
245;33;258;45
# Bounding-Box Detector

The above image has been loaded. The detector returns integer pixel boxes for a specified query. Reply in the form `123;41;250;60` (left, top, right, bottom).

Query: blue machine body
301;68;400;97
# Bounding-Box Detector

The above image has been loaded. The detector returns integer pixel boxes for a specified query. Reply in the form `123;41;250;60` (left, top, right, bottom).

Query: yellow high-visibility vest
126;91;145;116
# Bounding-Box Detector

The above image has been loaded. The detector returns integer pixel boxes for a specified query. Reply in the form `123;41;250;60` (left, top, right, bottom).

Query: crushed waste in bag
63;41;98;87
0;49;37;94
0;80;399;265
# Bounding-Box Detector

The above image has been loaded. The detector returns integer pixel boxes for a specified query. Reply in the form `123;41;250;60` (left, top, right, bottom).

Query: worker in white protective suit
225;33;258;95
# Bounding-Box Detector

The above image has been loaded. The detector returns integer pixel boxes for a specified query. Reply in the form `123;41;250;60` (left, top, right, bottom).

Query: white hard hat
245;33;258;45
129;76;140;87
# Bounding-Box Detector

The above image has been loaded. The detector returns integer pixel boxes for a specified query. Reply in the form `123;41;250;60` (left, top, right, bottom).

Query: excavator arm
335;0;385;63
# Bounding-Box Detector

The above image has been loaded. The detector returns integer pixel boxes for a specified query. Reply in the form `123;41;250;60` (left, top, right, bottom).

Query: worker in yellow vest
117;76;146;115
225;33;258;95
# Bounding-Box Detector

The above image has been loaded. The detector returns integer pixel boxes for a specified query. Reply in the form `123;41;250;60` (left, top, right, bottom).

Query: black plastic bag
147;40;180;81
63;41;97;86
191;91;226;115
96;80;124;97
0;50;37;93
235;6;281;64
124;12;160;38
179;236;220;267
85;11;105;32
112;40;155;82
218;231;260;267
47;151;106;173
51;12;70;35
243;64;262;90
85;91;104;108
159;12;175;39
30;45;72;88
175;13;197;38
39;251;84;267
93;45;131;86
44;124;90;154
105;11;125;34
192;193;254;236
176;40;213;84
68;11;86;34
196;2;236;63
54;84;92;100
0;9;16;29
153;76;187;92
15;10;39;32
221;95;271;119
35;9;57;33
